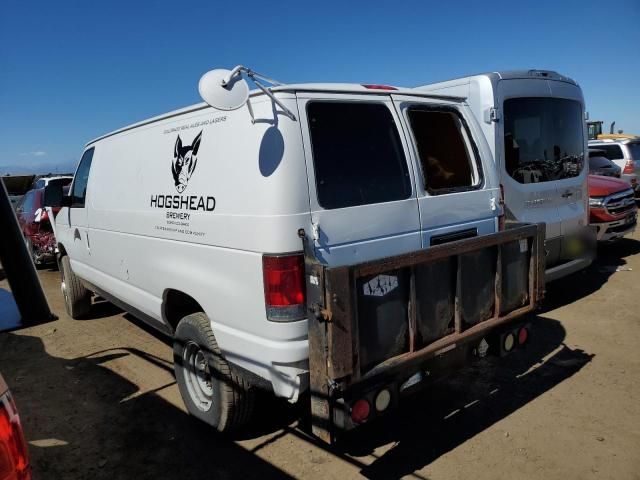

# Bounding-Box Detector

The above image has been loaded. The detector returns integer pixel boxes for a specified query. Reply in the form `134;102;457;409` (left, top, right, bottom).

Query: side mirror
43;182;65;207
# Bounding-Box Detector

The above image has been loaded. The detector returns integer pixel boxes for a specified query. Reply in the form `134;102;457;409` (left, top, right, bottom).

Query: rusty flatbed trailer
302;222;546;443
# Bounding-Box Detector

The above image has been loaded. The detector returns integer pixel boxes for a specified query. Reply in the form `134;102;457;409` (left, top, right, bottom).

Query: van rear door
392;96;499;247
497;79;588;264
497;80;564;240
297;95;421;267
546;80;588;239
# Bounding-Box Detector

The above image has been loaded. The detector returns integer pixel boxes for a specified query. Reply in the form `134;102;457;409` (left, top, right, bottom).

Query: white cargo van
45;67;544;439
417;70;595;281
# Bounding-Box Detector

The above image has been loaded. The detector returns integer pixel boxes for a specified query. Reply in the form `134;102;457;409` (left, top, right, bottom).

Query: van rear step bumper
302;222;545;443
329;320;532;433
545;256;593;282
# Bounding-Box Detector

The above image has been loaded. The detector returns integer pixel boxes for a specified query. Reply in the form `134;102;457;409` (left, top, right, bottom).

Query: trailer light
503;333;515;352
350;399;371;424
374;389;391;412
518;327;529;345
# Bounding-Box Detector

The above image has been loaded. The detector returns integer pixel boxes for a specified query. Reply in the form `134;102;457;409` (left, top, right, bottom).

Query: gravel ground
1;232;639;479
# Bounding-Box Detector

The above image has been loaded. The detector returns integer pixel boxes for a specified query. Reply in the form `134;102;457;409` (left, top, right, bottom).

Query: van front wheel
60;255;91;319
173;312;254;433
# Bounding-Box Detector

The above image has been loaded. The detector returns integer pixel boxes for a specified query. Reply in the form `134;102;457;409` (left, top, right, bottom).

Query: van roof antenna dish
199;65;296;122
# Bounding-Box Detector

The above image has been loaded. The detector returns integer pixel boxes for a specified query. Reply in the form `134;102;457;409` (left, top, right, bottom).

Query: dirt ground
1;233;639;480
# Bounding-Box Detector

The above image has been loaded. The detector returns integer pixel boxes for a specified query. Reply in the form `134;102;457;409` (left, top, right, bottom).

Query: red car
0;373;31;480
14;188;63;265
589;174;638;241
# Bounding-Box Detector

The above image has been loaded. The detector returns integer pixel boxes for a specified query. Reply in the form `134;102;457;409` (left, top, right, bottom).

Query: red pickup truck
589;175;638;241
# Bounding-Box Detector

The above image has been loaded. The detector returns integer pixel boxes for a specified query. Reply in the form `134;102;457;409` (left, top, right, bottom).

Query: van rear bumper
544;227;596;282
545;255;593;282
212;320;309;402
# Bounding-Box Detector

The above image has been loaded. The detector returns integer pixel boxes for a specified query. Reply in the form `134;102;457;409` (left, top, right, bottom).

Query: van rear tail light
263;254;306;322
623;160;635;175
0;390;31;480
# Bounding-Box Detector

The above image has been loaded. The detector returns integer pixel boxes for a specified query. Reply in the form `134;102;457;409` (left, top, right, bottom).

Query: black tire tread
177;312;255;432
61;255;91;319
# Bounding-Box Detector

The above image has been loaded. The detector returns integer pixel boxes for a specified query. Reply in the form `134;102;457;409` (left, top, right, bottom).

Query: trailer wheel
60;255;91;319
174;312;254;433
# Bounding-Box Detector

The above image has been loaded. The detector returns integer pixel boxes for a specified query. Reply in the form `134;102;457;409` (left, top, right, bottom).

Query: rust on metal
305;222;546;443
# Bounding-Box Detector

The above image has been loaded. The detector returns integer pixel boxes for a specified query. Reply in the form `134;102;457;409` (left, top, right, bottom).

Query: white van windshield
503;98;584;184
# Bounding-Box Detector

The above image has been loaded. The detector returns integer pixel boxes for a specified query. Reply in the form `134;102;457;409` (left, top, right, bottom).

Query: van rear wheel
60;255;91;319
173;312;254;433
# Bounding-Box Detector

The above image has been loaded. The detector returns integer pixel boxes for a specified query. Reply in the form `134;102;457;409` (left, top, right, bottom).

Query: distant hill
1;161;76;176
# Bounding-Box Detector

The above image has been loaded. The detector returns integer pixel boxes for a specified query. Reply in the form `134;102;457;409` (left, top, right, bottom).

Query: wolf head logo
172;131;202;193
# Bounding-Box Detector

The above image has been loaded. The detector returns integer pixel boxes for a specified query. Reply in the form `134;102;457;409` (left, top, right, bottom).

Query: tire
60;255;91;319
174;312;254;433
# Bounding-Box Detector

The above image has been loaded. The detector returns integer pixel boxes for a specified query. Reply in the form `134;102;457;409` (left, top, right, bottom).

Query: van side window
307;102;412;210
71;148;95;208
408;108;481;192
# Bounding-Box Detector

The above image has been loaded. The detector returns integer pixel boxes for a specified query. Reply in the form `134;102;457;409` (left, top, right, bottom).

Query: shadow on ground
0;312;593;479
0;332;295;480
325;316;593;479
542;237;640;312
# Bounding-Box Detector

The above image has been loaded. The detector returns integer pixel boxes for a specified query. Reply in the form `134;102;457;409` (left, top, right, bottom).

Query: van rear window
596;144;624;160
504;98;584;184
407;108;480;192
307;102;412;209
627;143;640;160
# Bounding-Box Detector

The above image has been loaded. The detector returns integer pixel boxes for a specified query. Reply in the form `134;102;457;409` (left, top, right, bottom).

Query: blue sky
1;0;639;174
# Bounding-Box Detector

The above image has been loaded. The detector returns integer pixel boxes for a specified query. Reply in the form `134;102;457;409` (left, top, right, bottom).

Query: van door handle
561;191;573;198
430;228;478;246
73;228;81;241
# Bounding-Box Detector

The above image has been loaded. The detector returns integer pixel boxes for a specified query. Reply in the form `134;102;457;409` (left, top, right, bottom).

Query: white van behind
45;67;544;440
417;70;594;281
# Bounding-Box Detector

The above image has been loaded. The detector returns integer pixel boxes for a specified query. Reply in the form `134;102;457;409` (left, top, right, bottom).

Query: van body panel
391;95;500;247
55;96;314;398
296;93;422;267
